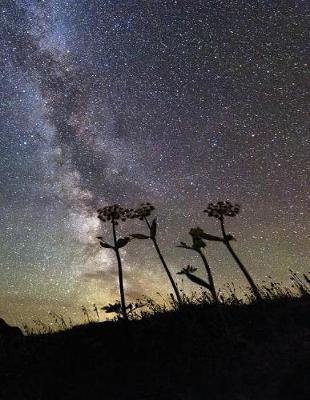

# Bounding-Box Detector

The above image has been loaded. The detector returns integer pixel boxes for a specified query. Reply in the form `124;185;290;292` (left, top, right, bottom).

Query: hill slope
1;296;309;400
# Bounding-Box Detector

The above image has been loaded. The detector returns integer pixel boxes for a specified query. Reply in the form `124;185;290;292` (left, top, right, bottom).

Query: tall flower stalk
177;232;231;340
178;227;219;304
97;205;132;320
204;201;262;301
130;203;182;305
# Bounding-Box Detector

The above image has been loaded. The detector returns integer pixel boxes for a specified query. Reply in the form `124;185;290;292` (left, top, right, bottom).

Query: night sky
0;0;309;325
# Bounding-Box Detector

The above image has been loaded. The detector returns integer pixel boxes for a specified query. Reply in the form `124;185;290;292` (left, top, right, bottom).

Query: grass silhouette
1;201;309;399
1;281;309;400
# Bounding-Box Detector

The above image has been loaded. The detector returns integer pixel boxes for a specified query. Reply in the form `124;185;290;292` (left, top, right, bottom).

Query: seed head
97;204;133;223
203;201;240;219
132;202;155;219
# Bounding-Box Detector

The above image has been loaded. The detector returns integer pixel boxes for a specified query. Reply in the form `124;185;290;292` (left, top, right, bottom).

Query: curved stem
153;238;183;304
144;217;182;305
220;217;262;301
112;220;128;320
196;248;232;341
197;249;218;304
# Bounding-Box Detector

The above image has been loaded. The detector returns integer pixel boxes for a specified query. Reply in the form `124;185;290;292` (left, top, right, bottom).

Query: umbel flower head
97;204;134;224
133;202;155;220
204;201;240;219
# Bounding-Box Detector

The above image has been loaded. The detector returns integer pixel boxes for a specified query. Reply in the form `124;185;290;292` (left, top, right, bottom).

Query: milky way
0;1;309;325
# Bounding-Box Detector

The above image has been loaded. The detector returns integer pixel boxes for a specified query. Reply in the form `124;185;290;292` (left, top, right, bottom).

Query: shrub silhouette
204;201;262;301
130;202;183;305
97;204;133;320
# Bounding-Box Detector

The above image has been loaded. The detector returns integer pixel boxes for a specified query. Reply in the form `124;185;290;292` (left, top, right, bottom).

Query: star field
0;0;309;325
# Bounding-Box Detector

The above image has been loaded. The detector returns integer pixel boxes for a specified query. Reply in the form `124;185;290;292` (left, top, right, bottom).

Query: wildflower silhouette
177;227;219;304
102;300;146;320
177;241;231;340
130;203;182;305
204;201;262;301
97;204;133;320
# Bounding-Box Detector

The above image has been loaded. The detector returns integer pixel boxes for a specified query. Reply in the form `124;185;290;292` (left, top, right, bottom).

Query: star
0;0;308;325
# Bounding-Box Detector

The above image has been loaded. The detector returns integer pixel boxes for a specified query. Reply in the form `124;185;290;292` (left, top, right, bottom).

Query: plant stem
112;220;128;320
144;217;182;305
196;249;218;304
195;248;232;342
219;217;262;301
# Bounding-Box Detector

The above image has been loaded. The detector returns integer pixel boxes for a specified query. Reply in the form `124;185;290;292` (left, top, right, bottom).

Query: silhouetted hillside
1;294;309;400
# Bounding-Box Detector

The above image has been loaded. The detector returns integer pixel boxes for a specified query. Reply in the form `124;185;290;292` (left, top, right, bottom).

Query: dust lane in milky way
0;0;308;325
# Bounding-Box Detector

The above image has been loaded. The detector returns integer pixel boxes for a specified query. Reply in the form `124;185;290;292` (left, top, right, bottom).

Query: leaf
131;234;150;239
177;265;198;275
116;237;131;248
177;242;193;250
225;234;236;242
150;218;157;239
192;238;206;250
100;241;114;249
186;273;211;291
199;232;223;242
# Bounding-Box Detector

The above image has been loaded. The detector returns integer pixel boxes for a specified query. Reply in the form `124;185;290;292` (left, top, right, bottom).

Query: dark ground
1;296;309;400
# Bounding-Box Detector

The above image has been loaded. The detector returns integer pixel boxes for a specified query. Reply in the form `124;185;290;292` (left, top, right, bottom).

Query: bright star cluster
0;0;308;325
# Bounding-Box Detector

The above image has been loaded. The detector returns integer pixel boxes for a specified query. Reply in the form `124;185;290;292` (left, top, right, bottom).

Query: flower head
97;204;134;224
204;201;240;219
132;202;155;220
